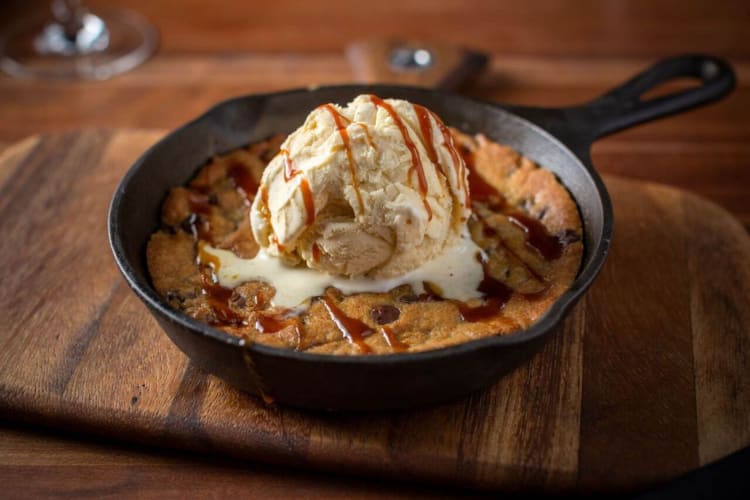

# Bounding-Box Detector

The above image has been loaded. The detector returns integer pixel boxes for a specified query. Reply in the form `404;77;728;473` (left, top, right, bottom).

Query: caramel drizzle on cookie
468;164;563;261
381;326;409;352
256;313;304;350
322;295;373;354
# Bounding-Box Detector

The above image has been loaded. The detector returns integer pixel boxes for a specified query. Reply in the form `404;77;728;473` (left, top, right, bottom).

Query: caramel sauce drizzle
356;122;376;149
279;148;315;229
321;104;364;214
264;150;316;244
507;211;562;261
256;185;281;251
413;104;471;212
271;235;286;253
227;162;259;201
195;243;245;325
381;326;409;352
321;296;373;354
299;177;315;226
369;95;432;221
457;271;513;322
311;242;322;263
255;313;304;349
432;112;471;208
280;149;299;181
457;298;505;322
197;241;221;272
466;159;563;261
413;104;439;164
199;272;245;326
481;224;546;283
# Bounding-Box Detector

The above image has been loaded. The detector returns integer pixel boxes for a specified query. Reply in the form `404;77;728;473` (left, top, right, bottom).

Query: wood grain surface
0;130;748;493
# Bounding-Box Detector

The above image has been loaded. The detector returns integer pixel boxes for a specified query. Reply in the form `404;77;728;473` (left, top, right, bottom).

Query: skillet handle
572;54;736;140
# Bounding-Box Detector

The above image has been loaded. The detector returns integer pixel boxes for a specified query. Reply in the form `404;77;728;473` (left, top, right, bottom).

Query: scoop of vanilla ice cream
250;94;470;278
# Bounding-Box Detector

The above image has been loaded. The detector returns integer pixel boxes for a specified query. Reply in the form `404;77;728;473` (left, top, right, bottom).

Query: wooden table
1;0;749;496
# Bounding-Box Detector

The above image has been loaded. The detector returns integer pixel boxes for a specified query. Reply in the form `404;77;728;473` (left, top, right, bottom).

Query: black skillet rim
108;83;612;365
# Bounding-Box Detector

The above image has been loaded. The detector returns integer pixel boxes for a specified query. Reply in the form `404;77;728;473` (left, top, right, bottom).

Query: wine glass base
1;8;158;80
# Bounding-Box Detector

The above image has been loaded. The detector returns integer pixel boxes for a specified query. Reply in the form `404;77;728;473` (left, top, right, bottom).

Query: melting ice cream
201;95;484;307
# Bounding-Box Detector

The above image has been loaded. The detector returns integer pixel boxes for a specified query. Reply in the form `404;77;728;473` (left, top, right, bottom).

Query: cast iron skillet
109;54;735;411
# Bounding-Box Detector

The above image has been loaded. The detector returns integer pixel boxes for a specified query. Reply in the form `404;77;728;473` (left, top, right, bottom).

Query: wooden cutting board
1;130;748;493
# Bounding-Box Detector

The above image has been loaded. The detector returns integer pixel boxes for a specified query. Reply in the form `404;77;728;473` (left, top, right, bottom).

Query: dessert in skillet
147;95;583;354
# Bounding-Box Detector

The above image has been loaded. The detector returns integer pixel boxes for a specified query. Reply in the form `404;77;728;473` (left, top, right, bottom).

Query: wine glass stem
1;1;157;80
52;0;88;40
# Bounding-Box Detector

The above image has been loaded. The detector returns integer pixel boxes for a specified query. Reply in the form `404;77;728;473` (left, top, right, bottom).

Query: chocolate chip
370;305;400;325
482;225;497;237
180;213;199;235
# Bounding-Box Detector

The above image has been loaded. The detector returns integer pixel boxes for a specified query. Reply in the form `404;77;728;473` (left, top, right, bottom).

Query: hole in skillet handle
638;77;701;102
